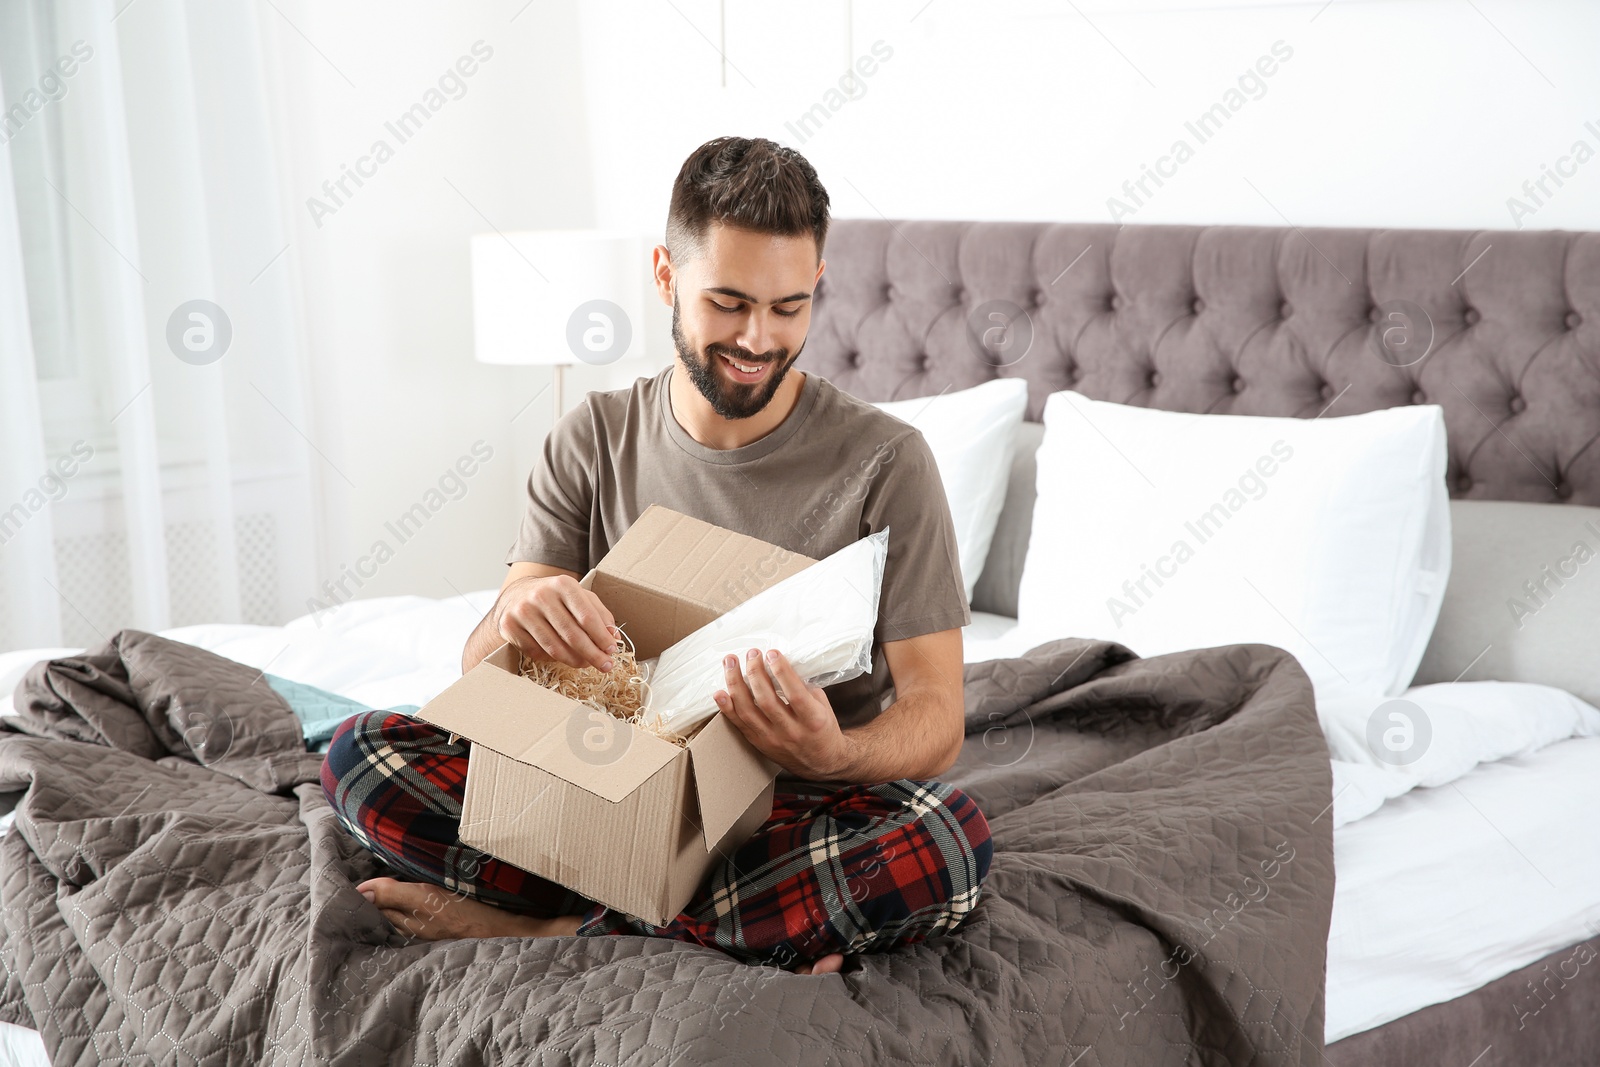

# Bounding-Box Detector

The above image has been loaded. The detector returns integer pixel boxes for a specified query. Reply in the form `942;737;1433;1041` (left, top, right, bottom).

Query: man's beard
671;293;803;421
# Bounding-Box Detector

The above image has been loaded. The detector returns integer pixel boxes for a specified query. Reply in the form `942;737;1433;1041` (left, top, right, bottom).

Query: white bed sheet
0;1019;45;1067
1;602;1597;1055
1324;734;1600;1041
963;611;1028;660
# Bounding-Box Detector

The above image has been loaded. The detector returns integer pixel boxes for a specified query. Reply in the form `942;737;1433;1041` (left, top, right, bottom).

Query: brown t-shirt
505;365;970;727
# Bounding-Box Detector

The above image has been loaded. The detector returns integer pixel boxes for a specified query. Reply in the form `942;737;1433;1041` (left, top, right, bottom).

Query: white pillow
1330;681;1600;826
1014;392;1450;735
875;378;1028;602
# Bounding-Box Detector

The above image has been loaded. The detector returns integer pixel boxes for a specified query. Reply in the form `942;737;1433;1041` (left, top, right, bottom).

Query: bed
1;219;1597;1064
807;218;1600;1064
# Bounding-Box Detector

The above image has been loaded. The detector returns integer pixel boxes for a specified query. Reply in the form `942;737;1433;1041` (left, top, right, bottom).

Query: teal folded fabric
263;673;420;750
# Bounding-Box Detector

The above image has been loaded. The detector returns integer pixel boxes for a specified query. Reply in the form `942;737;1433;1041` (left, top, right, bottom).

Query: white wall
263;0;600;610
267;0;1600;613
577;0;1600;233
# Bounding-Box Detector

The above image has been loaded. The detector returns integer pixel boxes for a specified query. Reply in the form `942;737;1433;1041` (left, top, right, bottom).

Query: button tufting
1230;376;1245;394
918;353;933;371
1032;289;1045;307
1509;395;1527;414
1568;311;1583;329
1109;294;1122;311
1557;481;1575;500
1149;371;1162;387
1193;298;1205;314
882;284;893;300
1369;306;1382;323
1456;475;1473;493
1464;307;1481;326
1280;301;1293;319
1320;383;1336;401
1411;389;1427;405
846;351;861;368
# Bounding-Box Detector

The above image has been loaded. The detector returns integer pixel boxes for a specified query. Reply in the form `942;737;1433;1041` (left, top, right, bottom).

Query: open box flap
413;643;680;804
587;575;718;663
411;643;562;753
588;505;815;660
687;712;780;849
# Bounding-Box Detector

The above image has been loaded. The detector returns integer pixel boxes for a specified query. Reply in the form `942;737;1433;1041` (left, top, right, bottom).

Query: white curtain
0;0;319;654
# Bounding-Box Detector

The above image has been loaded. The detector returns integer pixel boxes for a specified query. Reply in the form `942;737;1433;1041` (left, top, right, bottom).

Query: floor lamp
471;230;646;426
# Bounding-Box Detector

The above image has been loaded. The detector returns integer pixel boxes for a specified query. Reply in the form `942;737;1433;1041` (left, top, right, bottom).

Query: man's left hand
714;648;851;780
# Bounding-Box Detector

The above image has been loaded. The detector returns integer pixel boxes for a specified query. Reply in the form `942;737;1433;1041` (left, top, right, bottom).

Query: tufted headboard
806;220;1600;505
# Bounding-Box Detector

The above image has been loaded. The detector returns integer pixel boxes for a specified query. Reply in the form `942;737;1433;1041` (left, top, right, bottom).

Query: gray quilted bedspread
0;629;1333;1066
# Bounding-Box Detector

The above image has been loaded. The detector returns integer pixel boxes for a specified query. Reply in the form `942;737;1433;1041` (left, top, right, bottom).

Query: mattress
0;601;1596;1060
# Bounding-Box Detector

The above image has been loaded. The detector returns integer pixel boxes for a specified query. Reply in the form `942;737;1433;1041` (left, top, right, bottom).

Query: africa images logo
166;300;233;365
566;299;632;365
1365;698;1431;766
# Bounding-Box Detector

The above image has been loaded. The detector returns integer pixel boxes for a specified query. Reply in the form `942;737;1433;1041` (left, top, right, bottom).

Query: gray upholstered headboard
807;221;1600;505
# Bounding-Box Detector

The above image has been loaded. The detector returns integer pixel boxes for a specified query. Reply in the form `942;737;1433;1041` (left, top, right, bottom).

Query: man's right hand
495;574;618;672
462;562;617;676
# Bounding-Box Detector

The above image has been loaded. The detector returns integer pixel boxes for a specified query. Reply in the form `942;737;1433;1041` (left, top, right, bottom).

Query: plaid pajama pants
320;709;993;966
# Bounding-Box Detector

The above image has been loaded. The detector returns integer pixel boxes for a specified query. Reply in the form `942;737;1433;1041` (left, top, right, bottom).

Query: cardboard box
414;505;815;925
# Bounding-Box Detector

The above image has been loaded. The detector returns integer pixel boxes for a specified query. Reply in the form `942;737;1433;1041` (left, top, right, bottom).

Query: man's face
662;223;823;420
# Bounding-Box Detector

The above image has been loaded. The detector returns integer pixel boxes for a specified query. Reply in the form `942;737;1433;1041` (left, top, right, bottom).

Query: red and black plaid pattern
320;710;584;917
321;710;992;965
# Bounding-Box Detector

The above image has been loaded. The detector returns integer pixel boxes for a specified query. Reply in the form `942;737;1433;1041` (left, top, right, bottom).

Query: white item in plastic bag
642;528;890;739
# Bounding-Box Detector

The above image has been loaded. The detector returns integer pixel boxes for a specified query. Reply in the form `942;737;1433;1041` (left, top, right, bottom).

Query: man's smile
718;351;773;384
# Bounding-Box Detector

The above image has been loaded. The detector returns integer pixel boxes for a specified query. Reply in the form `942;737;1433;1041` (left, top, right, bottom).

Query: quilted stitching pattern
810;221;1600;505
0;630;1333;1066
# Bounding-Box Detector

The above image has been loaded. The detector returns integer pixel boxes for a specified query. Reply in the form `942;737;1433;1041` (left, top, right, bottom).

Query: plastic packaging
641;528;890;739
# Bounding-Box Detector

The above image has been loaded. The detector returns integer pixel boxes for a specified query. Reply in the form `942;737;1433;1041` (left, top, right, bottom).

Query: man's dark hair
665;137;830;264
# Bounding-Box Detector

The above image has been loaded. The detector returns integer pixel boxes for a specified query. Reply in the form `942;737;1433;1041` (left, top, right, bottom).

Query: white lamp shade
471;230;647;367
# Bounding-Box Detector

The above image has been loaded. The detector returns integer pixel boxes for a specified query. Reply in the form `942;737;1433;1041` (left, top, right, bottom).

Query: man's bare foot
792;952;845;975
357;876;583;941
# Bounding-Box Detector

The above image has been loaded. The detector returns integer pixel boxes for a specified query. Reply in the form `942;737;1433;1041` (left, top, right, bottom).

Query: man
322;136;992;975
